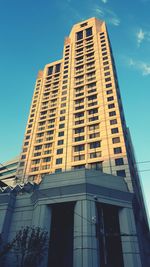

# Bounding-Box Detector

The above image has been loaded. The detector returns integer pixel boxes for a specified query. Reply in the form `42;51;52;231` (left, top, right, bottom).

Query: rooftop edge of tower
37;59;63;79
36;17;106;79
68;17;106;38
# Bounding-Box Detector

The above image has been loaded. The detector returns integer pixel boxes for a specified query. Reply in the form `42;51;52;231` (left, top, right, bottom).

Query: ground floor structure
0;169;149;266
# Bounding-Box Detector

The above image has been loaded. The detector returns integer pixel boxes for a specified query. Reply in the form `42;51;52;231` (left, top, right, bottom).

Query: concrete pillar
73;199;99;267
32;204;52;267
32;204;51;232
0;194;15;240
119;207;142;267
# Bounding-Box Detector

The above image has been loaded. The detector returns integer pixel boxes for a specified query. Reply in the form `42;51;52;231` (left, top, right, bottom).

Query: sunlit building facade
17;18;134;191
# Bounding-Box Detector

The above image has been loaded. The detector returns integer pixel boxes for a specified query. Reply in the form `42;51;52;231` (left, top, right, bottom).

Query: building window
74;155;85;161
57;140;64;145
87;82;96;88
31;167;39;172
108;103;115;109
62;91;67;96
58;131;64;137
44;150;51;155
89;132;100;139
75;127;84;134
75;119;84;125
103;61;109;66
89;116;99;122
63;70;68;74
56;158;62;164
116;170;126;177
43;157;51;162
60;109;66;114
103;56;108;61
74;144;85;152
55;64;61;73
62;85;67;90
76;48;83;54
75;98;84;105
104;66;110;71
114;147;122;154
86;52;94;60
89;103;97;109
57;148;63;154
107;96;114;102
90;151;101;158
75;136;85;142
47;66;53;76
35;145;42;150
75;112;84;118
106;83;112;88
75;86;84;93
88;162;103;170
112;137;120;144
105;71;110;76
109;111;116;117
45;143;52;148
89;141;101;149
33;152;41;157
88;108;98;115
110;119;117;125
115;158;124;166
75;104;84;111
37;133;44;137
24;142;29;146
87;94;97;101
86;27;93;37
61;97;67;101
21;155;26;159
111;128;119;134
47;130;54;135
89;124;99;130
80;22;88;27
100;35;105;39
106;89;113;95
77;31;83;40
60;116;65;121
59;123;65;129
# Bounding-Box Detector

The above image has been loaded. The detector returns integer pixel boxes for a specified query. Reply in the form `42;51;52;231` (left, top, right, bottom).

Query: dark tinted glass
77;31;83;40
86;27;92;37
48;66;53;75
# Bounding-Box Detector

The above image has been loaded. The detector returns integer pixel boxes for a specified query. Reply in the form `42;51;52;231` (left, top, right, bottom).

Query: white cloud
136;29;145;47
94;7;104;16
92;5;120;26
136;28;150;47
101;0;108;3
129;58;150;76
109;17;120;26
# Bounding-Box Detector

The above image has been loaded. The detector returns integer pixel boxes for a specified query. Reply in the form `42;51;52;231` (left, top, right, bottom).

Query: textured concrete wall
0;170;148;267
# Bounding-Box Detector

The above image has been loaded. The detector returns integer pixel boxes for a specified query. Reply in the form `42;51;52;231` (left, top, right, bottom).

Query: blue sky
0;0;150;218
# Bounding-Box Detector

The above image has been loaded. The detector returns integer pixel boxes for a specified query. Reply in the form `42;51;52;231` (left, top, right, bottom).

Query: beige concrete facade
16;18;132;189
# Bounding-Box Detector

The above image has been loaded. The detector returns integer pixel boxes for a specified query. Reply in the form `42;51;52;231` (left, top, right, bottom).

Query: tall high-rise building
16;18;135;192
2;17;149;267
